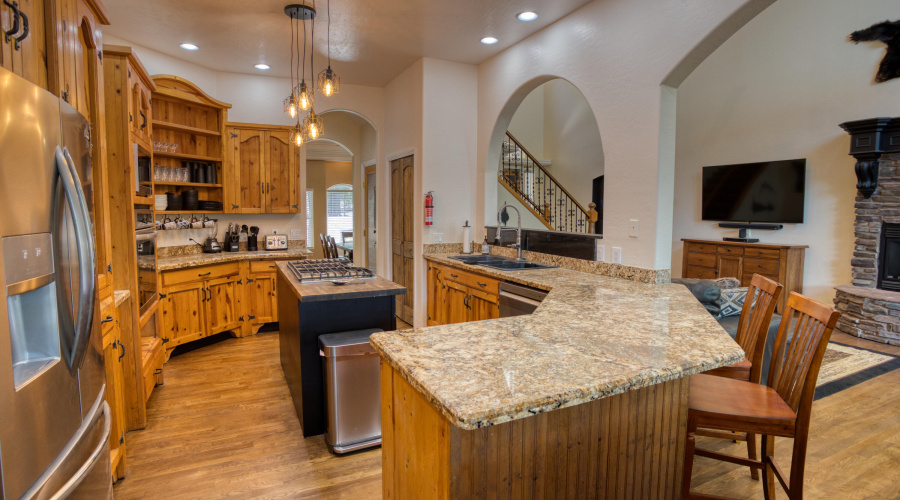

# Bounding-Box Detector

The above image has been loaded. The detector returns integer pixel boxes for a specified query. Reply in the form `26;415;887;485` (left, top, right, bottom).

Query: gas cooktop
287;259;376;283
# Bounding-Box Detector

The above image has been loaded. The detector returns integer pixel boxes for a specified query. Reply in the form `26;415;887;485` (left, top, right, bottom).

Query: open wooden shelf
134;195;155;205
152;181;223;188
152;120;221;137
153;151;222;162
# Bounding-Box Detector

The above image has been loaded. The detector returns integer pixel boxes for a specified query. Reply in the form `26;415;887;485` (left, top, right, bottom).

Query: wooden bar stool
697;274;783;479
682;292;840;500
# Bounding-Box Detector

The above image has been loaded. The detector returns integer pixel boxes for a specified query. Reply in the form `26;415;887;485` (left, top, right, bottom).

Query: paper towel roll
462;223;471;253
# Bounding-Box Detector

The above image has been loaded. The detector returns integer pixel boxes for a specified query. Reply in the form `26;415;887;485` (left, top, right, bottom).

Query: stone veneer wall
851;153;900;287
834;286;900;346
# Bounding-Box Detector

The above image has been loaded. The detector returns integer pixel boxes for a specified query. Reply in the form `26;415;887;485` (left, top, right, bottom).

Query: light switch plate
629;219;639;238
433;233;443;243
597;243;605;262
612;247;622;264
290;229;303;239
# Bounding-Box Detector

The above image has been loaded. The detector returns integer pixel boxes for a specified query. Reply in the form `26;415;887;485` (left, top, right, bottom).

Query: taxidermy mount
849;20;900;83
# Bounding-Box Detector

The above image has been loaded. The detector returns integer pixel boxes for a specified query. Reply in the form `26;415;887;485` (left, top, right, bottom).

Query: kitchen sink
479;261;557;271
448;255;513;264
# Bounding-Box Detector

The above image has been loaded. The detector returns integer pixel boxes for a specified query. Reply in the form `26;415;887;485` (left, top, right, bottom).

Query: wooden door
391;155;415;325
102;329;127;479
467;292;499;322
229;127;265;213
444;281;469;325
364;164;376;271
265;130;298;213
159;281;207;347
717;255;743;281
247;272;277;325
0;0;48;88
206;275;241;334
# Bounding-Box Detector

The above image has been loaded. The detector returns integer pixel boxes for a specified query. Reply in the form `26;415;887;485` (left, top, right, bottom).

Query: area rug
814;341;900;400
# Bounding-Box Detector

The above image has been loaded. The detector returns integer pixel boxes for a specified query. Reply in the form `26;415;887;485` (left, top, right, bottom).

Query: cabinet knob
727;248;732;252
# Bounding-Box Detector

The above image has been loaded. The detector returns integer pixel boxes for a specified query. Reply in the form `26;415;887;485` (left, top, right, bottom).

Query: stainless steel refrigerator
0;67;112;498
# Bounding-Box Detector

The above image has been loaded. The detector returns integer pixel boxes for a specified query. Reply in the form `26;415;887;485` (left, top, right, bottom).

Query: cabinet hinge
239;315;245;322
120;435;124;445
107;263;112;273
98;49;103;61
129;114;133;122
246;278;255;283
127;69;131;78
159;293;167;299
237;279;243;285
248;315;256;321
231;204;239;210
161;337;169;344
230;132;238;139
292;204;298;209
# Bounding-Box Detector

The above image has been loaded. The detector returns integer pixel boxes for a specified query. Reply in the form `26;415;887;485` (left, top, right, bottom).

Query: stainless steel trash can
319;328;383;454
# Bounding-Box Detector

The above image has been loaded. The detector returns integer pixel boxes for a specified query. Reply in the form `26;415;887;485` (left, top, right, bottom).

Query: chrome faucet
497;204;525;261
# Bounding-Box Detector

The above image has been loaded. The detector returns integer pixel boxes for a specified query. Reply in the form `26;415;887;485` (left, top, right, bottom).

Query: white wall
672;0;900;304
477;0;763;270
508;86;545;161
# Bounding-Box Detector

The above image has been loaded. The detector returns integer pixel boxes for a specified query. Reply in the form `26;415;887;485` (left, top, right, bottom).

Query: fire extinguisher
425;191;434;226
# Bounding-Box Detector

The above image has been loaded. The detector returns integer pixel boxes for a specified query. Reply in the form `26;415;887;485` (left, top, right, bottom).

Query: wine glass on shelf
171;144;179;154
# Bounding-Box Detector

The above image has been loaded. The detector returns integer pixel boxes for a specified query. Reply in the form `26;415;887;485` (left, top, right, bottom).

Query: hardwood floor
115;330;900;499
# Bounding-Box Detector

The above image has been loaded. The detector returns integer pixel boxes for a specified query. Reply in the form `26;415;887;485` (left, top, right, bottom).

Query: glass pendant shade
284;94;298;118
317;66;340;97
304;109;324;140
297;81;313;111
291;121;305;147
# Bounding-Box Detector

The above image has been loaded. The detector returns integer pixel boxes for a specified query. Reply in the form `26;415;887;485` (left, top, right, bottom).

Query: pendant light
304;108;324;140
317;0;340;97
291;120;305;146
296;9;313;111
283;3;316;118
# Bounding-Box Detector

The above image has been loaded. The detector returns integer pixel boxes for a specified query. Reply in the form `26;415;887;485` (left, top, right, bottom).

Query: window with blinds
326;184;353;241
306;190;313;248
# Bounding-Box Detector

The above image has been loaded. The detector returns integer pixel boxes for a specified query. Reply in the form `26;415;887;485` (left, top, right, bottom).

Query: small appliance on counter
265;230;288;251
190;237;222;254
248;226;259;251
223;223;240;252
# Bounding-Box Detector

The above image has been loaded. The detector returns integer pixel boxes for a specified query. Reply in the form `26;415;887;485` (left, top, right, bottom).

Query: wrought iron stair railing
498;132;591;233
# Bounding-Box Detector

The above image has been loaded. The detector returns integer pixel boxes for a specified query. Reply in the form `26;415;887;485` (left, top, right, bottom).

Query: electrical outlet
597;243;605;262
629;219;639;238
433;233;443;243
290;229;303;239
612;247;622;264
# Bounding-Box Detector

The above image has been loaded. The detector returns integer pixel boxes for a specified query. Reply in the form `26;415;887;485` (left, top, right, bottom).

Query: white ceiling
102;0;592;87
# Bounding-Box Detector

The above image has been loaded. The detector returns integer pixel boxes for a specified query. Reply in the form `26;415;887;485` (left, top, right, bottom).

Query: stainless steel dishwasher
499;282;549;317
319;328;383;454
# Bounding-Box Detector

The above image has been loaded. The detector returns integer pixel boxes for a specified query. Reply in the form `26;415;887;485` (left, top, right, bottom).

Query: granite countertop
275;261;406;303
142;248;312;272
113;290;130;308
369;253;743;430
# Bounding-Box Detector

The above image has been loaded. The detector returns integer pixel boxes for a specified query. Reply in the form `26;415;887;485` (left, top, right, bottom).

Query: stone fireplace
834;117;900;345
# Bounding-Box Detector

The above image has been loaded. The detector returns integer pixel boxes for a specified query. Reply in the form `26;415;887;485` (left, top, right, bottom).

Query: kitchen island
370;254;743;499
276;261;406;437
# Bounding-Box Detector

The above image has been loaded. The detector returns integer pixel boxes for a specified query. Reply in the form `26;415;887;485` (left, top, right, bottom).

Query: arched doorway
486;77;604;237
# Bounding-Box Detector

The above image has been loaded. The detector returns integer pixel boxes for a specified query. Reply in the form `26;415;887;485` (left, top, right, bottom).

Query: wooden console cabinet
681;239;807;313
426;259;499;326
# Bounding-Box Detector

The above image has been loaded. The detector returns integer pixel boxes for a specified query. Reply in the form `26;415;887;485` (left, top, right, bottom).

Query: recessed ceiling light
481;37;498;45
254;64;271;70
180;43;199;51
517;11;538;21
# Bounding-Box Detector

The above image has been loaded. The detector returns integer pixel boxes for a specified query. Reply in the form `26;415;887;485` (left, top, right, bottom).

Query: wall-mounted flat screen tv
701;159;806;223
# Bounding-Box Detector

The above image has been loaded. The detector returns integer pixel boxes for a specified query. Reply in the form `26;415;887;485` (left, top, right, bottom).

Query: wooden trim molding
386;148;416;163
151;75;233;109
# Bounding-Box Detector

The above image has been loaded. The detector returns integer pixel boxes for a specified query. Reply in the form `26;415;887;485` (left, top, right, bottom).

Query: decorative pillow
714;277;741;290
716;287;756;318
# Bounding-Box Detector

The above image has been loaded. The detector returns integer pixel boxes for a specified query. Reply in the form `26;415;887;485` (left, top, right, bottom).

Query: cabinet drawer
717;246;743;256
686;253;717;269
685;266;717;279
443;266;500;295
744;247;781;259
141;337;165;404
686;242;717;254
743;258;780;275
162;262;240;287
249;260;283;274
99;295;117;343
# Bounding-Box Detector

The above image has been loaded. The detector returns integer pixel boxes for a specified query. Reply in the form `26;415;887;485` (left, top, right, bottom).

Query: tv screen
701;159;806;223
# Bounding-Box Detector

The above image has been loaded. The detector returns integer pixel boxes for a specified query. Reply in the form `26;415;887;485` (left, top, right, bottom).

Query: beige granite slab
146;248;312;272
369;253;743;430
113;290;130;308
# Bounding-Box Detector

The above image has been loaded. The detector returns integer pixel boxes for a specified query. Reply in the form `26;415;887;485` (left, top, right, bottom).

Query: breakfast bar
370;254;744;499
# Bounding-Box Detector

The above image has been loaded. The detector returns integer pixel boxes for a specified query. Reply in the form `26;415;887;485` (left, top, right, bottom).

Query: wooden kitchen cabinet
426;260;499;326
225;123;299;214
206;275;242;334
246;271;278;325
681;239;807;312
159;280;207;348
99;291;127;480
0;0;48;88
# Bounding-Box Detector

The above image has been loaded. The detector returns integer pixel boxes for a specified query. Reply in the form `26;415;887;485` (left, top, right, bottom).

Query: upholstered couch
673;278;782;384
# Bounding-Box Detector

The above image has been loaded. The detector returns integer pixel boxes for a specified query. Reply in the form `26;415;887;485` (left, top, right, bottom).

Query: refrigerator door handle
54;145;97;373
19;394;110;500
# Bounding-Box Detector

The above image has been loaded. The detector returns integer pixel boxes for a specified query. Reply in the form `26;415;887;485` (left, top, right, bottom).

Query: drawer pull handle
727;248;732;252
154;368;162;375
477;282;487;287
118;343;126;361
450;274;458;278
758;265;763;268
100;315;114;324
198;272;211;277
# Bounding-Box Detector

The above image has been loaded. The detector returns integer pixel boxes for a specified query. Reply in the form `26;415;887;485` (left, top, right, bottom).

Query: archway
485;77;604;238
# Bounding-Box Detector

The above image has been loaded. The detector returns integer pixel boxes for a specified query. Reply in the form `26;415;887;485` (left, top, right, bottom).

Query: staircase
499;132;594;233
